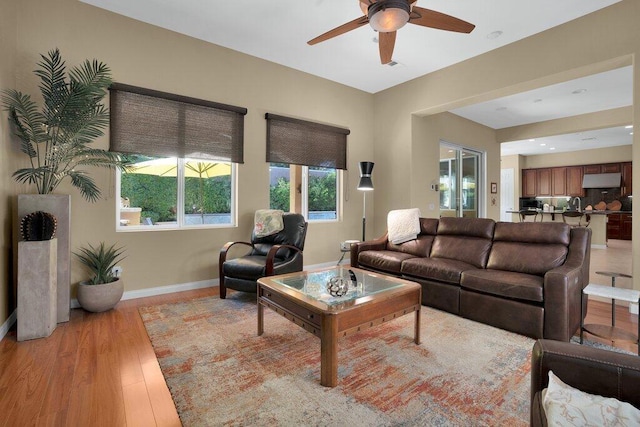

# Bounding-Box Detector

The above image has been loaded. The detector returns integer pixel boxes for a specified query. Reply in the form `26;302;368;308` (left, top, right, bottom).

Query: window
269;164;339;221
118;157;234;229
109;84;246;230
265;114;348;221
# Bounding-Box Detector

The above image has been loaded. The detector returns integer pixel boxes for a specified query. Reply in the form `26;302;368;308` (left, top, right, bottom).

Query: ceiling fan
308;0;475;64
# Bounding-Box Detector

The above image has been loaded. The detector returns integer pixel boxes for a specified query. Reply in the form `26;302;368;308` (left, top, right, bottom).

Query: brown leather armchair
530;339;640;426
219;213;308;299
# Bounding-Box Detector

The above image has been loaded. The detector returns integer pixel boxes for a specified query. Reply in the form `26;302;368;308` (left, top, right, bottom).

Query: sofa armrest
530;339;640;426
543;263;584;341
350;234;389;267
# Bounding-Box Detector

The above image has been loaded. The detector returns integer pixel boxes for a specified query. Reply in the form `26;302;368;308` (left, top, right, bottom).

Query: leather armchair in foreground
530;339;640;426
219;213;307;299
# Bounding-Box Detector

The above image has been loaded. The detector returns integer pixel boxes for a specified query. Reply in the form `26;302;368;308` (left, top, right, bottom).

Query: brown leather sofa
351;217;592;341
530;339;640;426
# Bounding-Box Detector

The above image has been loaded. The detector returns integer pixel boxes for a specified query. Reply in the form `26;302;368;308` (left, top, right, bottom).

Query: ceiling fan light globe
368;0;410;32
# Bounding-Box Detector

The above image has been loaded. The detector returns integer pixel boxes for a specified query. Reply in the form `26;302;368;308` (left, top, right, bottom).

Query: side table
580;283;640;355
595;271;633;326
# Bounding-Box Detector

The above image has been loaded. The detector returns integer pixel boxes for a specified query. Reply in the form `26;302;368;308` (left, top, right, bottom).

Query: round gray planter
77;278;124;312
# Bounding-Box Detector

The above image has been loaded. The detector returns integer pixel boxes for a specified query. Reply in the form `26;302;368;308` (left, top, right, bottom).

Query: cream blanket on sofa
387;208;421;244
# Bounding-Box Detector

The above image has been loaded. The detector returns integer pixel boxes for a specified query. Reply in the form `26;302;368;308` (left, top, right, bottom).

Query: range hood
582;172;621;188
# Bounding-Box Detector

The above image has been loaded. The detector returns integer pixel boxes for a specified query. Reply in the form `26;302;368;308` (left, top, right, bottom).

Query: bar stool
562;211;590;227
519;210;539;222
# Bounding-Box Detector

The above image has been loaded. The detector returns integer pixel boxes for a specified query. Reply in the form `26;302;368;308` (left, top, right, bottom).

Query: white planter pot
77;278;124;313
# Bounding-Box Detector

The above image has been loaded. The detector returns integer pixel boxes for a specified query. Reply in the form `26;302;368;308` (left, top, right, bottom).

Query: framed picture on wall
491;182;497;194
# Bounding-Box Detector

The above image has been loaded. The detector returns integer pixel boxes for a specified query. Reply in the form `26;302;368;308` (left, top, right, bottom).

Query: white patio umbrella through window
127;157;231;178
126;157;231;223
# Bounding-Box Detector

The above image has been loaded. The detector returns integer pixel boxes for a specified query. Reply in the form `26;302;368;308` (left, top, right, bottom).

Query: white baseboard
591;244;607;250
0;309;17;342
71;278;219;308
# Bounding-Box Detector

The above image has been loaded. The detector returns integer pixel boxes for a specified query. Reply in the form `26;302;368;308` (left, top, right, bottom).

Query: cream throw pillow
254;209;285;238
543;370;640;426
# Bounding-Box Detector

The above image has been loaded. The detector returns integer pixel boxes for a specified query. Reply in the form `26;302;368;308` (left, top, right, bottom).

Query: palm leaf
2;49;117;201
68;170;101;203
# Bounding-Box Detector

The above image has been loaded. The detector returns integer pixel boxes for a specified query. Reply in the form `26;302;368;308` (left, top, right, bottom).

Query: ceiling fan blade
378;31;396;64
308;16;369;45
409;7;475;33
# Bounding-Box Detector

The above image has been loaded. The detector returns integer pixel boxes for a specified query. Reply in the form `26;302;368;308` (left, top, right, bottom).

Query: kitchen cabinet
601;163;621;173
607;214;621;240
607;213;632;241
522;169;537;197
536;168;552;196
621;213;632;240
583;164;601;174
551;167;566;196
566;166;584;197
622;162;632;196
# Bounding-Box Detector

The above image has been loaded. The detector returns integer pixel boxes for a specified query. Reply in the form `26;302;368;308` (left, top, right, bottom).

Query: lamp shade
358;161;374;191
368;0;410;33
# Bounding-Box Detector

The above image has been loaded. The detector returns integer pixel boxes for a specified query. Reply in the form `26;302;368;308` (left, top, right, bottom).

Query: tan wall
497;107;632;143
522;145;632;169
411;113;498;219
0;0;19;326
8;0;374;304
374;0;639;290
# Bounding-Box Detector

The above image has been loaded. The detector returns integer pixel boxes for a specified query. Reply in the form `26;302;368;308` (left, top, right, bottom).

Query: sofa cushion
487;241;568;276
486;222;570;276
437;217;495;239
493;221;570;245
461;269;544;303
431;235;493;268
387;235;435;257
430;218;495;268
401;257;478;285
358;250;417;275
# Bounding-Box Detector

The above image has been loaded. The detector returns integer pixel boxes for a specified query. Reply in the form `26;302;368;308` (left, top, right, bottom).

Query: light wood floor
0;244;637;426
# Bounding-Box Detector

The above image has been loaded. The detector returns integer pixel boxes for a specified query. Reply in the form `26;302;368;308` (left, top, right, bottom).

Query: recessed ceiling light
631;132;634;135
496;106;507;111
572;89;587;94
581;137;597;141
549;147;556;150
540;143;546;146
487;31;503;39
625;125;633;129
529;139;535;142
533;99;543;103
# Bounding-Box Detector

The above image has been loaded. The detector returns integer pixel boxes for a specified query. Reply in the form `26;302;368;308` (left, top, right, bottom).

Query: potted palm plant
74;242;126;312
2;48;127;200
3;48;128;322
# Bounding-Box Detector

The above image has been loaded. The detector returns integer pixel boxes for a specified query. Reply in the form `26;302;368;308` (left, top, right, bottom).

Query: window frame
116;158;237;232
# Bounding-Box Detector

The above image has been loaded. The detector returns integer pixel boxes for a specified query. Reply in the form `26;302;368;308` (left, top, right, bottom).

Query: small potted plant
74;242;126;312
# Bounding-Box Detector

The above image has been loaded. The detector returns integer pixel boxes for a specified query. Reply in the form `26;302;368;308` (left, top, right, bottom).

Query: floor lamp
357;161;374;241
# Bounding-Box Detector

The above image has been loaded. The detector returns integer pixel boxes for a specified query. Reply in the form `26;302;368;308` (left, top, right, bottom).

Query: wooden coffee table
257;267;421;387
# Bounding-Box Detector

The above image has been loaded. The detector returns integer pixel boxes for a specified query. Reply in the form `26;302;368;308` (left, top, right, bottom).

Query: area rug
140;293;535;426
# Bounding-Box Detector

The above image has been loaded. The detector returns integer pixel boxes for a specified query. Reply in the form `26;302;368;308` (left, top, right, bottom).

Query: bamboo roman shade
265;113;349;170
110;83;247;163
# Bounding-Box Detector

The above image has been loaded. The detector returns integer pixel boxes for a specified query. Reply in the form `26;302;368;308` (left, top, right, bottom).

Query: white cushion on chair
254;209;284;238
543;370;640;426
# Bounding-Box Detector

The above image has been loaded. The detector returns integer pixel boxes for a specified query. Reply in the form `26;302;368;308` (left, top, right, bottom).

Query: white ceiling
81;0;628;156
451;66;634;156
81;0;620;94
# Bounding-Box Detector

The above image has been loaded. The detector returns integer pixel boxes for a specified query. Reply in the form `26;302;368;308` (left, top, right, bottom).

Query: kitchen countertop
507;210;631;215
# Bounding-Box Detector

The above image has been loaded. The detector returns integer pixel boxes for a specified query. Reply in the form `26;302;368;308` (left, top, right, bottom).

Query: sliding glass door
439;143;483;218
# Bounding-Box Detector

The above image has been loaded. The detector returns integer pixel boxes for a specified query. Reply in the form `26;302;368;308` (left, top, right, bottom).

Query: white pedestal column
16;194;71;322
17;239;57;341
